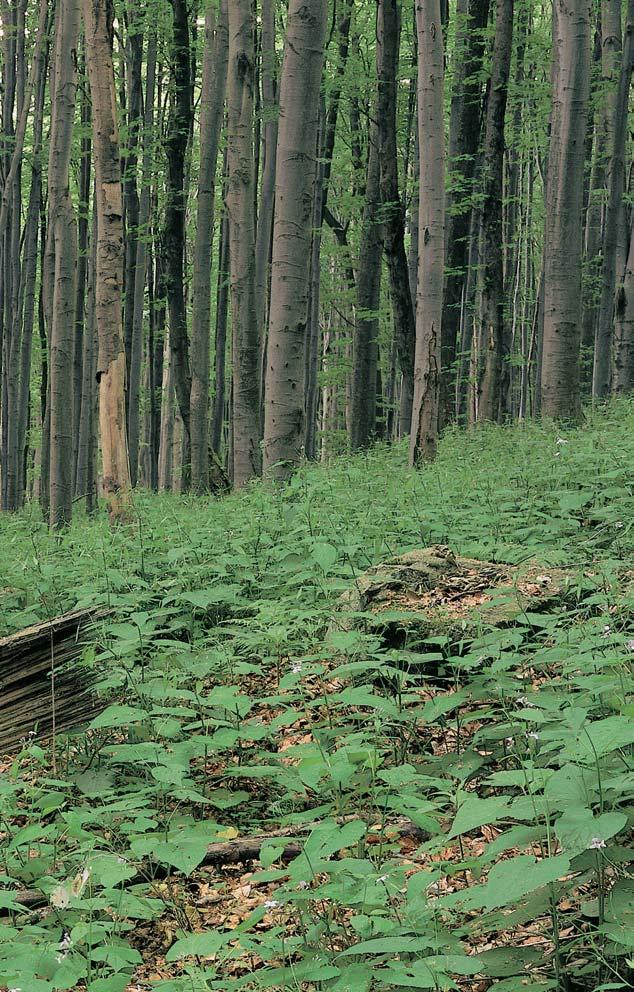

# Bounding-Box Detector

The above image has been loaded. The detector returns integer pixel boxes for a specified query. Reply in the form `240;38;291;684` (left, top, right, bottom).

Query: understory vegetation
0;401;633;992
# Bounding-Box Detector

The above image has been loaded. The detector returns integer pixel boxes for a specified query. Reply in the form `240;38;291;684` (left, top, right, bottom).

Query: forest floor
0;401;633;992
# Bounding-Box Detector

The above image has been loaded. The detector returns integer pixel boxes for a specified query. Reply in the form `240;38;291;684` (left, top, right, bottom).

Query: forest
0;0;633;990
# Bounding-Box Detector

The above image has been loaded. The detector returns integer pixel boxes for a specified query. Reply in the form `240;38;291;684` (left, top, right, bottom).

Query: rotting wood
0;608;110;752
4;816;424;913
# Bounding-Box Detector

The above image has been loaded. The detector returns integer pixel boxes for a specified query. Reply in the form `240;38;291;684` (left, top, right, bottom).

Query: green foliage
0;402;633;990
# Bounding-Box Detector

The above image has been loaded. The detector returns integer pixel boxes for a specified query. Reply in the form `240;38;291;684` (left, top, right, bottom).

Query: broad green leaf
166;930;228;961
89;704;148;730
448;794;510;838
483;854;571;909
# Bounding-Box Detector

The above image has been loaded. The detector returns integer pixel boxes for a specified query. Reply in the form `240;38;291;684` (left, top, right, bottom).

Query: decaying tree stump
331;545;580;645
0;608;109;752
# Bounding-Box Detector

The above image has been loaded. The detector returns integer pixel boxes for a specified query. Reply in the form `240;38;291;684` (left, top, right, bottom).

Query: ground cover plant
0;401;633;992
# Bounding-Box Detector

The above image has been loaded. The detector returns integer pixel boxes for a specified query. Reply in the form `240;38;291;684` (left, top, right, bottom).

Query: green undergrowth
0;401;633;992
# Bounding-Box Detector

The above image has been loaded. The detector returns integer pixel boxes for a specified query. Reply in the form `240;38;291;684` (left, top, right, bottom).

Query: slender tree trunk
190;0;228;492
593;0;633;398
255;0;279;390
376;0;416;435
351;120;383;451
262;0;328;480
211;207;230;458
73;59;91;490
226;0;261;486
128;27;157;487
83;0;133;524
540;0;591;420
149;259;166;491
75;198;98;504
163;0;192;486
475;0;514;423
410;0;444;463
612;203;634;394
122;0;143;393
581;1;621;383
158;328;175;491
47;0;81;528
304;104;326;462
3;1;48;511
441;0;489;426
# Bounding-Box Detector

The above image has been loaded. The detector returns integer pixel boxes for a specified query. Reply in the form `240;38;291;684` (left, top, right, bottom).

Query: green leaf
89;704;148;730
483;854;571;909
311;542;338;573
338;936;434;957
555;808;627;854
448;794;510;838
165;930;228;961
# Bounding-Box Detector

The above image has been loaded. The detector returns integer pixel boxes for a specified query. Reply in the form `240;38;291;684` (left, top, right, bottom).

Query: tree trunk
581;1;621;385
47;0;81;529
540;0;591;420
592;0;633;398
163;0;192;486
262;0;328;480
83;0;133;524
3;0;49;512
211;206;230;460
128;26;157;487
254;0;279;391
122;0;143;395
72;57;91;491
75;198;98;506
190;0;228;492
226;0;261;487
475;0;514;423
410;0;444;464
376;0;416;436
351;120;383;451
442;0;489;426
612;203;634;394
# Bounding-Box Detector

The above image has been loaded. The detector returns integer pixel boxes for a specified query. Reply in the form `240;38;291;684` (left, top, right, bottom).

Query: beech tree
190;0;228;492
226;0;261;487
46;0;81;528
410;0;444;463
83;0;132;524
540;0;592;420
263;0;328;480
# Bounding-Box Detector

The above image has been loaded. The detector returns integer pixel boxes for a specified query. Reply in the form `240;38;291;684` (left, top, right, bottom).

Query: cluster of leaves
0;401;633;991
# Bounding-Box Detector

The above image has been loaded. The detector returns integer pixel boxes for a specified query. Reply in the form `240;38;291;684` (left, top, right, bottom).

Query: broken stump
331;546;578;647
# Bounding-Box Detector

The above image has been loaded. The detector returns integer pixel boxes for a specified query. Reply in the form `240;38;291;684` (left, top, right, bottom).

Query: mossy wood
332;545;581;643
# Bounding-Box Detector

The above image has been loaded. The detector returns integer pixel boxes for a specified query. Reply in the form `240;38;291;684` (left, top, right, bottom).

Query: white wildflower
297;880;309;890
527;732;540;741
264;899;280;909
625;639;634;652
615;521;624;529
556;437;568;446
602;625;612;638
291;661;303;674
588;837;606;850
505;736;514;745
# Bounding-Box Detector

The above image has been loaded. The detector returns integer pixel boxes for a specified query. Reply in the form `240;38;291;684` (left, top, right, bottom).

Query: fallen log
0;608;110;752
4;816;424;912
